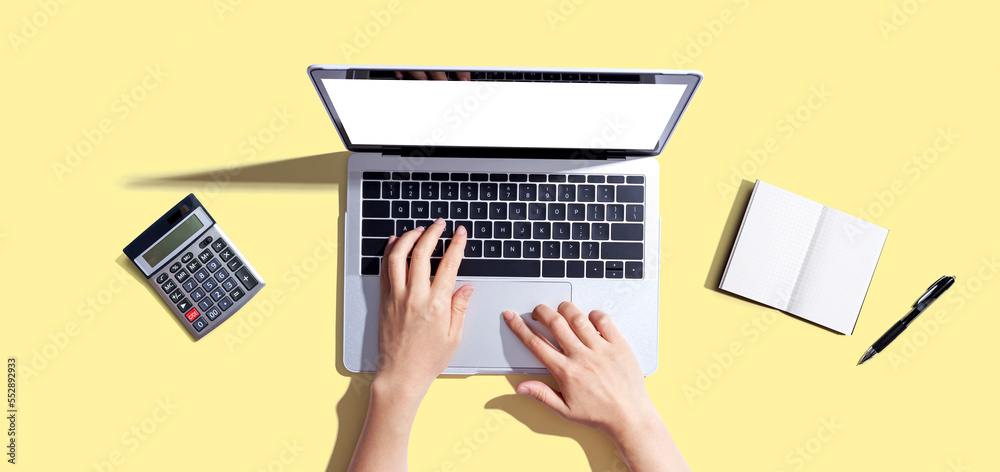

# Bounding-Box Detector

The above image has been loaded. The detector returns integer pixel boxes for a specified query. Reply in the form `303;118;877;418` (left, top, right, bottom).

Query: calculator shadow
115;254;196;340
124;151;350;189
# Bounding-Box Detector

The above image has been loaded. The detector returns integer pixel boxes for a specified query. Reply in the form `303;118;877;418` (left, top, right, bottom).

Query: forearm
608;403;691;472
347;379;426;472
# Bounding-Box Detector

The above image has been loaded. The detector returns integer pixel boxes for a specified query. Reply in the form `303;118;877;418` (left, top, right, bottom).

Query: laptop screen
310;68;701;156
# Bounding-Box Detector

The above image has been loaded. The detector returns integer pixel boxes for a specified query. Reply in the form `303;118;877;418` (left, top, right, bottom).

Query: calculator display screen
142;216;204;267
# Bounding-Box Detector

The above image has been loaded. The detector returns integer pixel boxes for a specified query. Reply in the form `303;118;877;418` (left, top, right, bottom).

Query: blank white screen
321;79;687;150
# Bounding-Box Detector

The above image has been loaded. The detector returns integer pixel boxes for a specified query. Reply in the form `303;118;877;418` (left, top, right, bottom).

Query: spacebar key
456;260;540;277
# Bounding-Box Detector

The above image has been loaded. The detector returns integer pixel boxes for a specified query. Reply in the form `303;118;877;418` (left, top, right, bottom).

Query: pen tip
857;347;877;365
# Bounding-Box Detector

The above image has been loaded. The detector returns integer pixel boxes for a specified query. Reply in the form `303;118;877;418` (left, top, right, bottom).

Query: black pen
857;275;956;365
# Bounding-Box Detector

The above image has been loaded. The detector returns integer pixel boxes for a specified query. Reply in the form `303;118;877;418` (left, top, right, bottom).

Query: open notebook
719;181;888;334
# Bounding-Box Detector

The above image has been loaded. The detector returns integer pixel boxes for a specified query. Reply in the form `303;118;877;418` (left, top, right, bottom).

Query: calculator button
192;317;208;332
186;260;201;273
210;287;225;301
181;252;194;264
214;268;228;282
230;287;245;302
156;273;168;284
205;306;222;321
176;298;192;312
190;288;206;302
218;296;233;311
219;247;234;262
202;277;217;292
182;279;197;293
198;298;213;312
169;262;182;273
199;236;213;249
226;258;243;271
161;279;177;293
175;269;190;283
234;267;259;290
168;288;184;303
195;268;210;283
185;308;200;322
211;239;227;253
222;277;237;292
206;258;222;273
198;249;213;263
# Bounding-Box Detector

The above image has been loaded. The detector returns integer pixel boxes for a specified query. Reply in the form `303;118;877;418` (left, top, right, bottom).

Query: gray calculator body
124;194;265;340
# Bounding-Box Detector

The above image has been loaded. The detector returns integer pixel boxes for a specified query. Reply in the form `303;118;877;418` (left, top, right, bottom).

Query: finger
386;227;424;289
394;71;403;79
432;223;468;297
449;284;474;337
380;235;398;295
456;71;471;81
532;304;585;353
558;301;603;348
407;71;428;80
589;310;624;344
504;310;564;368
408;218;446;286
515;380;570;418
428;71;449;81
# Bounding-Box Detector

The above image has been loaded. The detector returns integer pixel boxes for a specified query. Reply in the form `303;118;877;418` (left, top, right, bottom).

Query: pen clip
914;276;954;307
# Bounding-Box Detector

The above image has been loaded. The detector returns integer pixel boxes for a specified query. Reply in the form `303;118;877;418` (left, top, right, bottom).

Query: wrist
371;374;429;412
603;396;662;446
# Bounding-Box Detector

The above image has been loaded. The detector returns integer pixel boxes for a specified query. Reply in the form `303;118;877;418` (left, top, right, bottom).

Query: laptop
308;65;701;375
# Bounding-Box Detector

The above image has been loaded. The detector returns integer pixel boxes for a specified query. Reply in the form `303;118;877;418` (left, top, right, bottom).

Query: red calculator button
185;308;200;322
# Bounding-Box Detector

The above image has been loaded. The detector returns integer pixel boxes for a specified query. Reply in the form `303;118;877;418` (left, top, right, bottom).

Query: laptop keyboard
359;172;645;279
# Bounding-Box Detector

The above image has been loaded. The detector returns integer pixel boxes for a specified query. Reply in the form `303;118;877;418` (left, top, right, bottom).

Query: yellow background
3;0;998;471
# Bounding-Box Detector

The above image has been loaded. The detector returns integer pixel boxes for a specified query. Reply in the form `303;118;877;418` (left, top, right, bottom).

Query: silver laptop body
308;65;702;375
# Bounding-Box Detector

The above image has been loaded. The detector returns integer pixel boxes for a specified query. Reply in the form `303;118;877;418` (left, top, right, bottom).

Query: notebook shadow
485;375;623;472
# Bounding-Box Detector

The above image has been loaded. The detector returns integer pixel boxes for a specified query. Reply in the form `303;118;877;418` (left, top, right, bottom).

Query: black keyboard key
553;222;570;240
602;242;643;260
587;204;605;221
430;201;448;219
460;183;478;200
431;172;449;181
572;223;589;240
587;261;603;278
528;174;546;182
490;173;507;182
362;201;390;217
470;202;488;219
606;267;623;279
577;185;595;202
597;185;615;202
581;242;600;259
451;172;469;181
533;222;551;239
363;220;394;237
480;183;498;200
548;203;566;221
626;176;644;184
230;286;246;301
544;73;560;81
538;184;556;201
484;240;502;258
523;241;541;258
558;184;575;202
543;260;565;278
563;73;580;81
441;182;459;200
611;223;643;241
391;172;410;180
518;183;537;201
412;172;430;181
509;174;527;182
525;72;542;81
568;175;586;183
361;257;380;275
606;261;624;270
626;204;644;222
548;174;566;183
474;221;492;238
542;241;560;259
227;258;243;271
382;181;400;199
432;240;444;257
513;222;532;239
450;202;469;219
363;171;390;180
587;175;605;183
440;220;454;238
568;204;586;221
363;181;381;198
415;219;433;230
362;238;389;256
592;223;610;240
567;261;585;278
499;183;518;201
457;259;540;277
421;182;439;199
504;240;521;258
562;241;580;259
402;182;419;199
396;220;415;234
616;186;644;203
494;221;512;239
489;202;507;220
607;204;624;222
464;239;483;257
625;262;643;279
391;201;409;218
607;175;625;183
470;173;489;182
528;203;546;220
509;202;527;220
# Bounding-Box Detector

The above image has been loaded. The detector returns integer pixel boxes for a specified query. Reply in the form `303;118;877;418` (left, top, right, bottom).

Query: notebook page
719;181;822;310
787;208;888;334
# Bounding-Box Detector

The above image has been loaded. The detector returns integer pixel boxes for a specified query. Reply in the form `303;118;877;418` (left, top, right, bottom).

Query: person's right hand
502;302;657;438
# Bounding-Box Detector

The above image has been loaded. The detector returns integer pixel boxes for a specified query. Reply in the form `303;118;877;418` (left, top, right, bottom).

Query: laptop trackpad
449;280;571;369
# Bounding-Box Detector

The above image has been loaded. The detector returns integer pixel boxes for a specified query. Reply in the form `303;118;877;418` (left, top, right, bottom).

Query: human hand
393;70;471;81
374;219;472;401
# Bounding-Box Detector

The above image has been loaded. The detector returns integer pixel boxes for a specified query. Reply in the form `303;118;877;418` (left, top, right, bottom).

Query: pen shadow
115;254;197;341
485;375;624;472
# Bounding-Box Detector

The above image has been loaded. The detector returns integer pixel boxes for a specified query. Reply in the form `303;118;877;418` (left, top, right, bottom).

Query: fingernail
388;235;397;243
416;226;426;232
503;310;515;322
460;286;474;298
516;387;529;395
434;218;445;225
455;225;467;236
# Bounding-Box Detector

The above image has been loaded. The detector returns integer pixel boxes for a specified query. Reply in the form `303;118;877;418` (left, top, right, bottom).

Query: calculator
123;194;265;340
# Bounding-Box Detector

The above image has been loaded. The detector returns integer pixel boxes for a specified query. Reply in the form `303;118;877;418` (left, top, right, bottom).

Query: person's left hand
374;219;472;400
